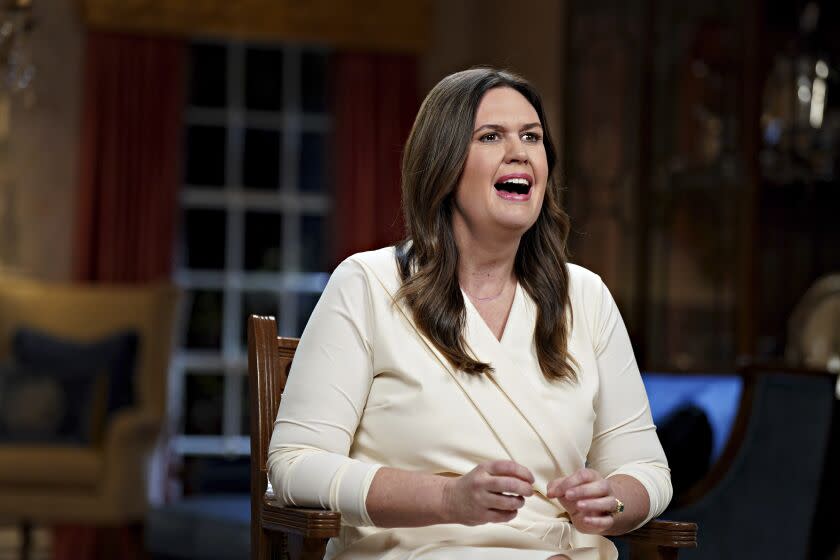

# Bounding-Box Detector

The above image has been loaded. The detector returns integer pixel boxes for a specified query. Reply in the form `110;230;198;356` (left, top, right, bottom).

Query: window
172;41;332;457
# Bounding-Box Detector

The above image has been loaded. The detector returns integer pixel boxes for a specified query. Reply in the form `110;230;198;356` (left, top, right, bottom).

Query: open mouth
494;176;532;198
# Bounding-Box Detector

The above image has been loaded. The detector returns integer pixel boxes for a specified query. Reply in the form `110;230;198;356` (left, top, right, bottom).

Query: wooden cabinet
564;0;840;371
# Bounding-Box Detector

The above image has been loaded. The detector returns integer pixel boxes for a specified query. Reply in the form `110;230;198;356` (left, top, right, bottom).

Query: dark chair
660;364;837;560
248;315;698;560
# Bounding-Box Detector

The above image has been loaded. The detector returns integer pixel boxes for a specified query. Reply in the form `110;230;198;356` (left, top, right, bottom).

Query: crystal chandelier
0;0;34;96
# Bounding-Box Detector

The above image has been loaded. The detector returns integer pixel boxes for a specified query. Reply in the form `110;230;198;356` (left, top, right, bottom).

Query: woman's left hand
546;468;619;535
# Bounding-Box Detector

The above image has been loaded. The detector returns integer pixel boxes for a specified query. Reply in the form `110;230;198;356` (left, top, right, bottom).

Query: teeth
500;177;530;186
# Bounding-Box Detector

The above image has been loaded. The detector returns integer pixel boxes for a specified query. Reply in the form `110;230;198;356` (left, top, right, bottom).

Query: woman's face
452;86;548;242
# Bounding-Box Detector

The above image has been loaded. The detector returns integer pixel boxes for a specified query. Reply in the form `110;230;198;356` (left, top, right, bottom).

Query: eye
479;132;500;142
522;131;542;143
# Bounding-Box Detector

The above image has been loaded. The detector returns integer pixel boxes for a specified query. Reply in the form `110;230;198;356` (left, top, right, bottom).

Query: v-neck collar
459;279;583;484
461;282;523;346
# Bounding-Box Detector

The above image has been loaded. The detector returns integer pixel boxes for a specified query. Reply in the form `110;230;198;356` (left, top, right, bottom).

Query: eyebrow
473;122;543;134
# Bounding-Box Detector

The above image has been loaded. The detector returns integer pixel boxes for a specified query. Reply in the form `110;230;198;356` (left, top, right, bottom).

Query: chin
495;206;539;227
495;216;539;235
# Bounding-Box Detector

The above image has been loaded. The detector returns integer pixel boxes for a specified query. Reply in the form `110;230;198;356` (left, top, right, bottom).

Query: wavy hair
396;67;576;382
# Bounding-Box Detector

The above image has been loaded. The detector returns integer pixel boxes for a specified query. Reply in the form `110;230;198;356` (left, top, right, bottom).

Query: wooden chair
248;315;697;560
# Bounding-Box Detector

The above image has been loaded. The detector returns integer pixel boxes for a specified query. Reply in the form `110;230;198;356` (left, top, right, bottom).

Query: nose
505;137;529;164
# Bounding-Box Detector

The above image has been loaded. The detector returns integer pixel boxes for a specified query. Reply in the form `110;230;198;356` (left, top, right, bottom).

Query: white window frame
171;41;331;457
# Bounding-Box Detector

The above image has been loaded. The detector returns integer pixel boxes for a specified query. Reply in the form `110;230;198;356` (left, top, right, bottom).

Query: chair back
248;314;299;560
666;369;835;559
0;277;178;419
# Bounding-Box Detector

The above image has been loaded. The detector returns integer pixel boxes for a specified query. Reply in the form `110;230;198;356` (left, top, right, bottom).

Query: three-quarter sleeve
585;278;673;526
267;258;383;527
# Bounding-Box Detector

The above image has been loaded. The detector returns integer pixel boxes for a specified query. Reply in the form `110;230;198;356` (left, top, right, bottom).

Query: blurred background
0;0;837;558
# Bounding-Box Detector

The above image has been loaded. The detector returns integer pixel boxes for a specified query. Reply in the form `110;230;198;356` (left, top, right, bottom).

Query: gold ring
613;498;625;514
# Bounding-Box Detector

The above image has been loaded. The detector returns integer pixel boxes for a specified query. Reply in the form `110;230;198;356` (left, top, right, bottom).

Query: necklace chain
462;283;507;302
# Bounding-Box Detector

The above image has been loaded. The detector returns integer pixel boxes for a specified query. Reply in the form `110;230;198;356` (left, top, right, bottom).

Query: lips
494;173;533;201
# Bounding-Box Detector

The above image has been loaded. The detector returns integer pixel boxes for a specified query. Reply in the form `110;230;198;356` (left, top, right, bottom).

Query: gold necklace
462;282;507;302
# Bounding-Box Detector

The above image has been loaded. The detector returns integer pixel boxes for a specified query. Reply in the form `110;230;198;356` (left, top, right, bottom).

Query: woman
268;68;672;560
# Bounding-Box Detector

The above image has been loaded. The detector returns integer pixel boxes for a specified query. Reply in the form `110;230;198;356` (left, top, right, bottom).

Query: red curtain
58;30;185;560
332;53;418;265
74;31;185;283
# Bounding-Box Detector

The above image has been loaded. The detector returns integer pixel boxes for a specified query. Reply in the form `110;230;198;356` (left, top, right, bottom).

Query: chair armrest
259;503;696;549
104;409;161;450
262;497;342;539
618;519;698;548
101;408;164;518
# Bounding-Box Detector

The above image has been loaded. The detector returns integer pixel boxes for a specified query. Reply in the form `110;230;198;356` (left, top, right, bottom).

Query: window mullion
280;46;301;337
176;41;332;457
222;42;246;441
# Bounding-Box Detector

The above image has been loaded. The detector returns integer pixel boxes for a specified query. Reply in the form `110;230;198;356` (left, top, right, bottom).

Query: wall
5;0;83;281
421;0;567;154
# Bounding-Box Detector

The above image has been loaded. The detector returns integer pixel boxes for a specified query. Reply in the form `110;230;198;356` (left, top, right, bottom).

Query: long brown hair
395;67;577;382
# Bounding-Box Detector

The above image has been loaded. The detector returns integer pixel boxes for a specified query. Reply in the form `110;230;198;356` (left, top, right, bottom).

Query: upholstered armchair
0;277;178;552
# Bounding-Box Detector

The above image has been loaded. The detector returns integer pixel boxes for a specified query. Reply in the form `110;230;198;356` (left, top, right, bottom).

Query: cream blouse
267;247;672;560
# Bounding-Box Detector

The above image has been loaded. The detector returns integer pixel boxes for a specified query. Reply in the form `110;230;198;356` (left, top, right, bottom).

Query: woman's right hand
441;460;535;525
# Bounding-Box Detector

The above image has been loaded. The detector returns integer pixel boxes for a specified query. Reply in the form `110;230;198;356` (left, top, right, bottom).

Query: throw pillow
12;328;139;418
0;361;105;444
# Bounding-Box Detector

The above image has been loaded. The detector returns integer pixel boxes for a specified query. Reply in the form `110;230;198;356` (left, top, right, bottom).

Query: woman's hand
547;468;619;535
442;460;535;526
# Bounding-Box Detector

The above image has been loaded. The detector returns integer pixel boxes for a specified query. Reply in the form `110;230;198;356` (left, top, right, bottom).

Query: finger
564;479;610;500
485;460;535;484
486;476;534;497
487;508;519;523
561;500;580;517
486;493;526;511
575;496;619;515
546;477;564;498
581;514;614;532
554;468;598;496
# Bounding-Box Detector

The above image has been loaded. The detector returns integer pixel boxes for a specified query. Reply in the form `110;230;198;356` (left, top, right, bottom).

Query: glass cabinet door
565;0;750;371
645;1;747;370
